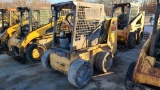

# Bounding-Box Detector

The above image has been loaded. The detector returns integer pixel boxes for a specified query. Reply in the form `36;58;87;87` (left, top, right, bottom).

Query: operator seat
59;31;70;50
118;13;128;30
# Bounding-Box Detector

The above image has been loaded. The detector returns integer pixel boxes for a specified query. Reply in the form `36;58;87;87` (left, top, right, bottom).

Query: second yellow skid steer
0;8;28;53
0;8;26;53
112;3;145;49
8;7;53;63
0;8;19;34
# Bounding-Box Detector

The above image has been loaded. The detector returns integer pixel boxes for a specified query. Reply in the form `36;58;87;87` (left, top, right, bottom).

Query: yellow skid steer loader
125;0;160;89
0;8;28;53
112;3;145;49
0;8;19;34
41;1;117;88
8;7;54;64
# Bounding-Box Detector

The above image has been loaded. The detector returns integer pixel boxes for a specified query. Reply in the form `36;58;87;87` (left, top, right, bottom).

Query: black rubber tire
0;41;4;54
1;36;9;52
95;51;113;73
125;62;136;88
11;46;26;64
68;59;93;88
26;44;46;63
1;28;7;33
128;32;136;49
0;48;3;54
137;32;143;44
12;55;26;64
41;49;53;70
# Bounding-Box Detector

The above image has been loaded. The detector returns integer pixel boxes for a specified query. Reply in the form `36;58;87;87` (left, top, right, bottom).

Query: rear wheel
11;53;26;64
68;59;93;88
2;36;9;52
0;41;3;54
26;44;46;63
11;46;26;64
41;49;53;70
137;31;143;44
95;51;113;73
128;32;136;49
12;56;26;64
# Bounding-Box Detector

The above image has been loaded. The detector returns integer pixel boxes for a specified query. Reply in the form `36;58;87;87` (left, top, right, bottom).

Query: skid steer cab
0;8;28;54
8;7;53;64
41;1;117;88
0;9;8;34
112;3;145;49
125;0;160;89
0;8;19;34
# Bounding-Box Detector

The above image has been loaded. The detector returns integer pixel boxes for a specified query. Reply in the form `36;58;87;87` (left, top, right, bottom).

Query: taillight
64;25;68;28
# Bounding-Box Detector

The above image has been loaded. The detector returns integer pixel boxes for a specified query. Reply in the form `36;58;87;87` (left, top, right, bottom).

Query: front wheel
68;59;93;88
26;44;46;63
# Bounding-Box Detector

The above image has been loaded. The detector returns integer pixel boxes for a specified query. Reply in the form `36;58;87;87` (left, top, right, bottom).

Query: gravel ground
0;40;146;90
0;15;153;90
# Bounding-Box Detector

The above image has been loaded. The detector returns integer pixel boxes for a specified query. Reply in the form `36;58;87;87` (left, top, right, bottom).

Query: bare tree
0;0;51;8
0;0;156;15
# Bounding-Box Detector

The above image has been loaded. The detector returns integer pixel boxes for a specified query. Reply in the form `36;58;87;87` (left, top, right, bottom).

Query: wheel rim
32;46;45;60
77;64;91;84
104;55;113;71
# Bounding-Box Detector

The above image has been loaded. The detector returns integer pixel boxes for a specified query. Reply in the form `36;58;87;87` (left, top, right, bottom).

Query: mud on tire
68;59;93;88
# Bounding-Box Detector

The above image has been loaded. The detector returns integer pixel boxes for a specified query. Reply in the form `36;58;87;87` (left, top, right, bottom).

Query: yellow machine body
50;18;118;74
112;3;145;48
133;36;160;87
1;20;28;49
117;11;145;44
126;1;160;89
8;7;66;62
8;22;53;58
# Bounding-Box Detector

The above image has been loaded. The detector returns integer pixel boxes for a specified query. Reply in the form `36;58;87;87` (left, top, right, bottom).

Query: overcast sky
48;0;70;3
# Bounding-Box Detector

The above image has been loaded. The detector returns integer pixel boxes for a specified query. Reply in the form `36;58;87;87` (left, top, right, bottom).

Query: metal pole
19;10;23;36
1;10;4;33
10;10;12;26
45;0;46;4
29;10;32;32
52;10;56;47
